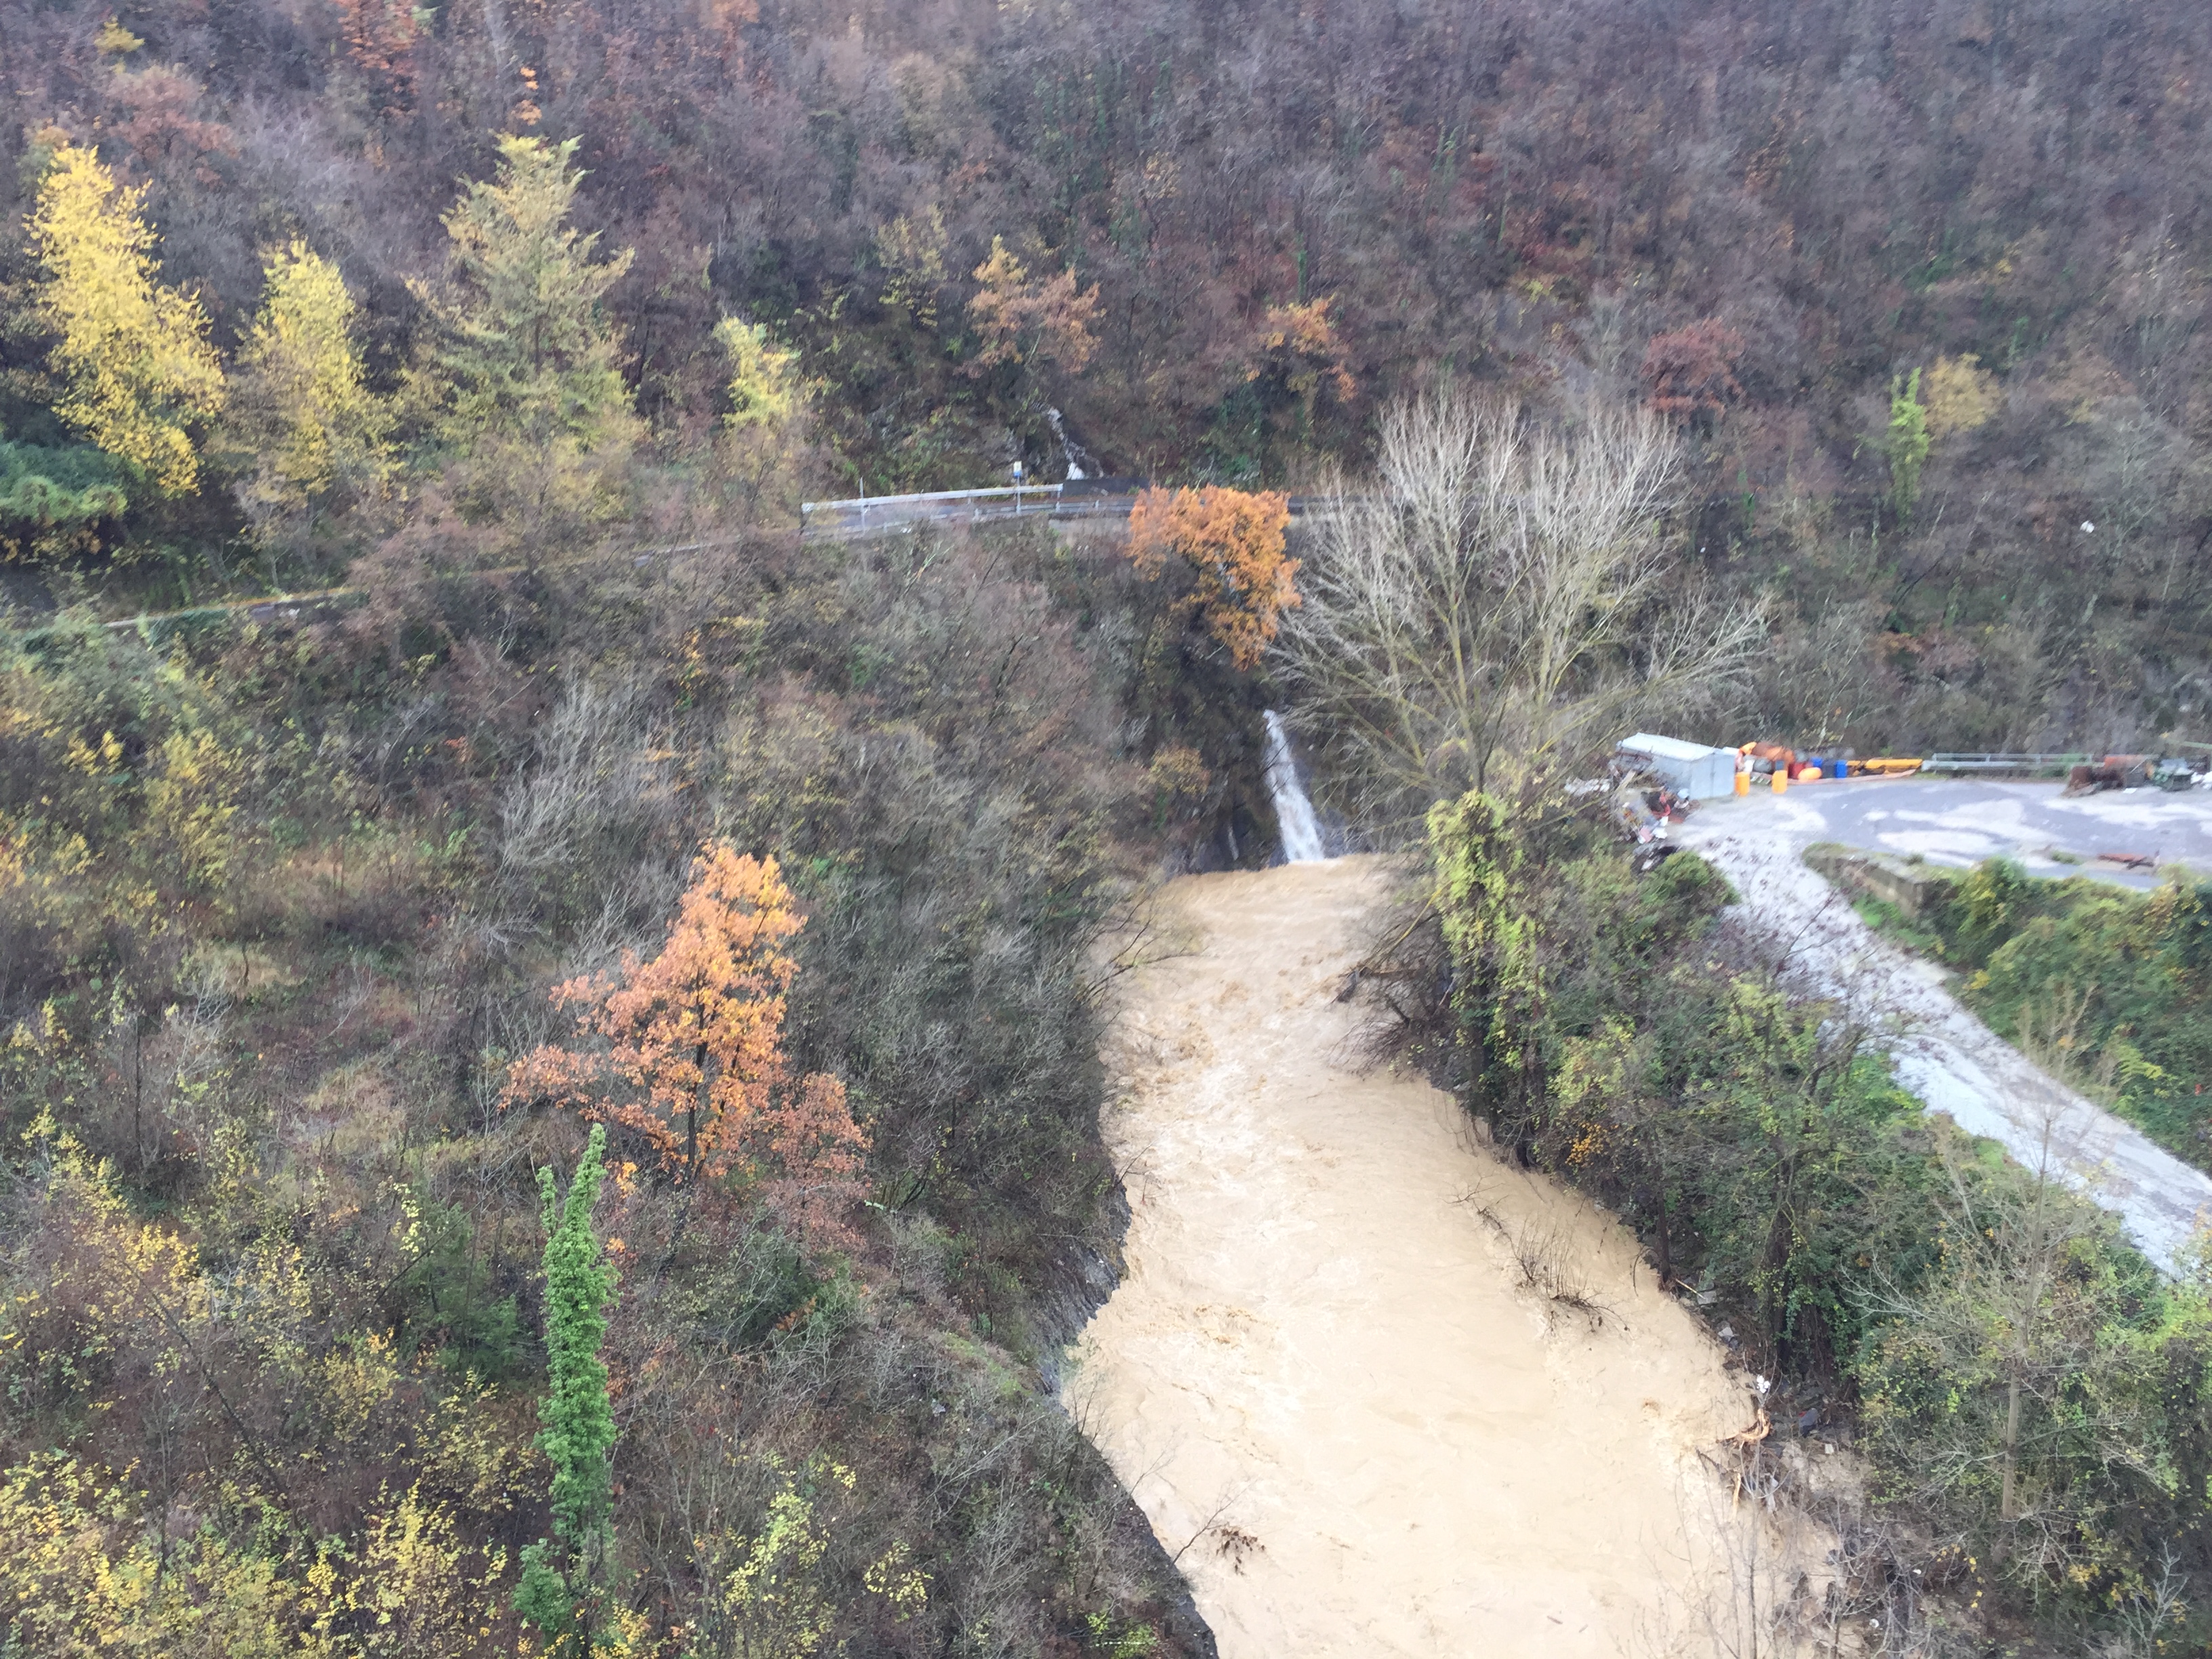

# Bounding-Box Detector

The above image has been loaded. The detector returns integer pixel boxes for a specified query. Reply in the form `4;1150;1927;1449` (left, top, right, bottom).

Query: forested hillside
5;0;2211;744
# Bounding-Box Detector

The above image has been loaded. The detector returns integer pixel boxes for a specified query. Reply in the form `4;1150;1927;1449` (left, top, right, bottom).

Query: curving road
1674;779;2212;1268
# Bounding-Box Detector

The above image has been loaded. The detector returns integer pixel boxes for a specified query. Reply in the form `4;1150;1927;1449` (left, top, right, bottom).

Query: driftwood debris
1720;1408;1772;1450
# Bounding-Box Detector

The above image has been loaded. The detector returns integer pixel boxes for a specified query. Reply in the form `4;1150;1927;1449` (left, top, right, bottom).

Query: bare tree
483;676;684;951
1276;394;1767;832
2106;1542;2189;1659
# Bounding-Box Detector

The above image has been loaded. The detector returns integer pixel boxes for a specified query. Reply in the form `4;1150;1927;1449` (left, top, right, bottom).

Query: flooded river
1067;857;1780;1656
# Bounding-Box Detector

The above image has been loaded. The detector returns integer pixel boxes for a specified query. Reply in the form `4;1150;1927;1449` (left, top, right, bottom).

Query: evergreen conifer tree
27;144;225;495
411;134;641;530
1885;367;1931;520
220;241;390;529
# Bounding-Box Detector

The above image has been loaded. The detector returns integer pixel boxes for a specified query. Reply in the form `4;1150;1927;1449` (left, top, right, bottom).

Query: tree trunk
132;1015;145;1177
2001;1377;2023;1521
688;1040;710;1174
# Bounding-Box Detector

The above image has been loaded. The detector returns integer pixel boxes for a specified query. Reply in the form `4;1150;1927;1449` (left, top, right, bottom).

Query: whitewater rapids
1067;857;1781;1657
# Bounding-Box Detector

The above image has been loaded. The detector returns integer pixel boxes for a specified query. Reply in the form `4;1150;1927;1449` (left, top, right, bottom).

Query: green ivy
516;1122;621;1654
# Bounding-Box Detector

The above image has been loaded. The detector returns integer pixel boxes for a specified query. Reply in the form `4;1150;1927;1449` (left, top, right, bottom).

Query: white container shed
1617;733;1738;800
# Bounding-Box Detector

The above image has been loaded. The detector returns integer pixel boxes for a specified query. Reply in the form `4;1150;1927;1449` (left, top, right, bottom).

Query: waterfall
1263;710;1329;863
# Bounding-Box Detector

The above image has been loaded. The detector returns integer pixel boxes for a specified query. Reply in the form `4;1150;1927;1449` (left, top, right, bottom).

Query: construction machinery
2156;735;2211;792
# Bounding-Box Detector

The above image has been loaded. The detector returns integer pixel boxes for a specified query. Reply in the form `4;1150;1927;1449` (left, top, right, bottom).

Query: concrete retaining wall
1803;844;1952;917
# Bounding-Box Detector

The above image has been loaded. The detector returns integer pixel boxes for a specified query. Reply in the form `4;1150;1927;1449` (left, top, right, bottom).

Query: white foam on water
1262;710;1329;863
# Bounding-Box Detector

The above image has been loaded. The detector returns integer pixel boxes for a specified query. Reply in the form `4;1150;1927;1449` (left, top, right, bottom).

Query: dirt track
1067;857;1775;1657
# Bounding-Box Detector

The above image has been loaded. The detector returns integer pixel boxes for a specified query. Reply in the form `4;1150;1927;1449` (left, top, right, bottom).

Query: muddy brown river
1067;857;1777;1656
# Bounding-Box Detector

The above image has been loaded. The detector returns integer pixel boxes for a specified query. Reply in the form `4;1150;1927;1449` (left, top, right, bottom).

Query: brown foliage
503;841;867;1247
106;66;236;185
1640;318;1744;426
964;235;1100;376
1248;295;1358;428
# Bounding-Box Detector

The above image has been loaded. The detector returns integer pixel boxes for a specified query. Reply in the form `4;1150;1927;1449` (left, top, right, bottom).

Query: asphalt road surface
800;495;1064;537
1696;773;2212;886
1676;778;2212;1268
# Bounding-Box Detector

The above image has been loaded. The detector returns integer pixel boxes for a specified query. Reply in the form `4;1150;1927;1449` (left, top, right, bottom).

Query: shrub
1914;862;2212;1158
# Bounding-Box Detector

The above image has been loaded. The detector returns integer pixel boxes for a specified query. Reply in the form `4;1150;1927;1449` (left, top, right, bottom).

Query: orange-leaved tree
1249;296;1357;433
1126;485;1298;670
502;842;867;1246
964;234;1099;375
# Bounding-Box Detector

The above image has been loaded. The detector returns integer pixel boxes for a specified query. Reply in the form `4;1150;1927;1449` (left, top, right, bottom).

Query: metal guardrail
800;485;1066;536
1921;752;2092;775
798;485;1340;539
800;483;1059;514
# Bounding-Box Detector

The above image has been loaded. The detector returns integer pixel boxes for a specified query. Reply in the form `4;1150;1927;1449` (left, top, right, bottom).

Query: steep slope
1067;857;1780;1656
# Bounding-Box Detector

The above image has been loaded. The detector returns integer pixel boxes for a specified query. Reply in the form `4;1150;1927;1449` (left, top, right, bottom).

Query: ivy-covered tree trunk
516;1122;619;1654
1427;788;1540;1144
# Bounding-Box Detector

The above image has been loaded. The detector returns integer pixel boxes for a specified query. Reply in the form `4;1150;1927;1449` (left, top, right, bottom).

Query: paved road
800;496;1065;538
1675;779;2212;1268
1713;773;2212;887
799;491;1338;540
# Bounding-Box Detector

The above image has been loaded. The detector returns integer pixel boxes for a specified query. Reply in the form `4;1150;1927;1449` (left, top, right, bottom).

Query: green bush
1907;861;2212;1160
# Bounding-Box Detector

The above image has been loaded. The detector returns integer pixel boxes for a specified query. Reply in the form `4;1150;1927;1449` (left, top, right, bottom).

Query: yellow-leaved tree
705;1459;928;1656
28;143;225;495
713;315;807;519
134;726;246;907
1923;352;2001;441
964;234;1099;377
220;241;390;529
716;317;802;434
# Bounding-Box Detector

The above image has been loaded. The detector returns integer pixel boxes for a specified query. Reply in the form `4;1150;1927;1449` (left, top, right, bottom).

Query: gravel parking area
1682;775;2212;888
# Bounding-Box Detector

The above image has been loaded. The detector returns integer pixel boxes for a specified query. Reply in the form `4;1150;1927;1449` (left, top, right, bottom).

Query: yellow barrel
1771;768;1788;794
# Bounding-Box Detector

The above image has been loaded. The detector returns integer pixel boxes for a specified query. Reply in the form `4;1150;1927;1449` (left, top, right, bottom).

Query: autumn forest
2;0;2211;1653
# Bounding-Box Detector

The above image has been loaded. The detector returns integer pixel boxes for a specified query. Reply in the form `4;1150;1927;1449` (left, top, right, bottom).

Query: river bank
1675;787;2212;1267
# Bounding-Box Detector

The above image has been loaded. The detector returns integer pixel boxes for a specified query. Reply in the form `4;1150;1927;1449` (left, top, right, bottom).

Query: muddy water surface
1067;857;1765;1656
